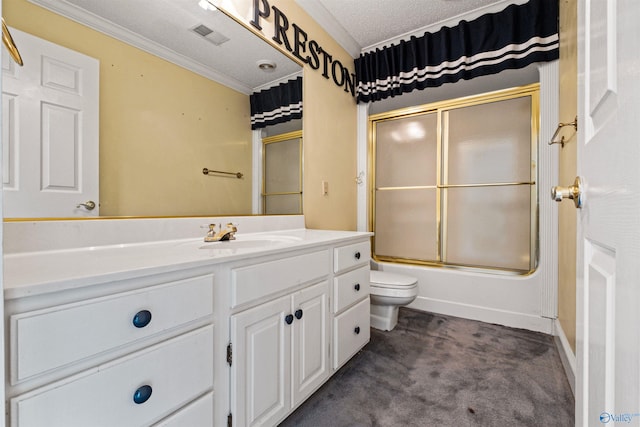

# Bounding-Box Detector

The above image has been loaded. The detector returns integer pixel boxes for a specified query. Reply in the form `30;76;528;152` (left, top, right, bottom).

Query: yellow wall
220;0;358;231
558;0;577;353
5;0;252;217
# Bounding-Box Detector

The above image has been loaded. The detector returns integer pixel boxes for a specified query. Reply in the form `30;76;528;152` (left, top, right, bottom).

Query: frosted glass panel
445;186;531;270
371;88;537;272
374;189;437;261
265;138;300;193
375;113;437;187
446;97;531;185
264;194;301;214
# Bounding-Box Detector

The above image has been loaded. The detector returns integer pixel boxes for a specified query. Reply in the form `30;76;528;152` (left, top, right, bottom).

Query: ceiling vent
191;24;230;46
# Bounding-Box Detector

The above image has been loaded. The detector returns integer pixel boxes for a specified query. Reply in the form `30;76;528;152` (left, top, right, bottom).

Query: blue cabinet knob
132;310;152;328
354;251;361;260
285;314;294;325
295;309;303;320
133;385;153;404
354;326;361;335
354;283;361;291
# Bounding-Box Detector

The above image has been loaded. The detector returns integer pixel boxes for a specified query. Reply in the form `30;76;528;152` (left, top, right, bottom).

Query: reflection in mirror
262;128;303;215
2;0;302;219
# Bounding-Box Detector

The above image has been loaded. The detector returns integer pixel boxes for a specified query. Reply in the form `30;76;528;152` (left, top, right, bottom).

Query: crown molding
296;0;361;58
28;0;254;94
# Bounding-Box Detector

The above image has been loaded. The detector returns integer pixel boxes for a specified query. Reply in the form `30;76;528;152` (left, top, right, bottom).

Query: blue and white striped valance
354;0;558;103
250;77;303;130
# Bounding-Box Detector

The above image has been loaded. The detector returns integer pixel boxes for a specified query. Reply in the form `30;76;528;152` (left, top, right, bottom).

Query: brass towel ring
2;18;23;66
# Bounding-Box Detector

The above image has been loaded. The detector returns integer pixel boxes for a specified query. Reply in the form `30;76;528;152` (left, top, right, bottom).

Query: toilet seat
369;270;418;299
370;270;417;288
370;286;417;300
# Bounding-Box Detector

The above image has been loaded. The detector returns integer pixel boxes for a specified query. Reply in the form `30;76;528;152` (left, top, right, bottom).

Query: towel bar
549;116;577;147
202;168;243;179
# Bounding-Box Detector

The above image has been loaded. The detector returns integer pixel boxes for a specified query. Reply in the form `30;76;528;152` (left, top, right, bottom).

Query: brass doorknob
76;200;96;211
551;177;584;208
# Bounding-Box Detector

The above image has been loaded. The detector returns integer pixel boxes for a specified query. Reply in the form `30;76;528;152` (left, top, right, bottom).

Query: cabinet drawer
11;274;214;384
333;298;370;369
333;241;370;273
232;250;328;308
333;266;370;313
154;392;213;427
11;325;214;427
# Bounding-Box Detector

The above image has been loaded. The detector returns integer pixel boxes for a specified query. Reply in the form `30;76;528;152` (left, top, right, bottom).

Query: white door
292;281;329;407
230;295;292;426
576;0;640;425
2;27;99;218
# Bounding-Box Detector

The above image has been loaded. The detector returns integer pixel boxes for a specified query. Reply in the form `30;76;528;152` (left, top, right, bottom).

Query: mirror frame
3;2;305;222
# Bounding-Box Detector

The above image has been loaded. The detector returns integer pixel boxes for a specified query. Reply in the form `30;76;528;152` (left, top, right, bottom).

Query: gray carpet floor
280;308;574;427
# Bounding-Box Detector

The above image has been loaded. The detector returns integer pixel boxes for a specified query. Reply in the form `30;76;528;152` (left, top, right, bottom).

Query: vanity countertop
4;228;372;300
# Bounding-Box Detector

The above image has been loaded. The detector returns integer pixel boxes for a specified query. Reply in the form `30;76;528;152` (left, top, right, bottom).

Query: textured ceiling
297;0;522;55
322;0;508;48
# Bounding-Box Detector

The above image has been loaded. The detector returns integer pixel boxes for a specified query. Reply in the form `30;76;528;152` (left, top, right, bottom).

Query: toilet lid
370;270;417;288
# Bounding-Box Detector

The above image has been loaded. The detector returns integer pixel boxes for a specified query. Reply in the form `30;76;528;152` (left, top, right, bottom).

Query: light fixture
198;0;217;12
257;59;277;72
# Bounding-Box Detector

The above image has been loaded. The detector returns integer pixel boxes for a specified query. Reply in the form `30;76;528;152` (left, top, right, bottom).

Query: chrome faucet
204;223;238;242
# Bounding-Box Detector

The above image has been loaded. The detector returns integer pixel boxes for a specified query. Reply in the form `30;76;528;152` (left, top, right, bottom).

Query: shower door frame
369;83;540;275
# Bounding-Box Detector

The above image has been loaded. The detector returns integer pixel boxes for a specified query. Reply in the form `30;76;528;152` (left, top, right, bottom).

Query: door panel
41;103;79;190
576;0;640;425
584;241;616;418
2;27;99;217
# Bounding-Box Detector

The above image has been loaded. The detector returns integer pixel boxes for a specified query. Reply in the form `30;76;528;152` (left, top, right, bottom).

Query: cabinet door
292;281;330;407
230;295;292;427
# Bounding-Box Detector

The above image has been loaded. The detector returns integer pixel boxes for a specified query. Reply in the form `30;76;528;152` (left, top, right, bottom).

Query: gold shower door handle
551;177;584;209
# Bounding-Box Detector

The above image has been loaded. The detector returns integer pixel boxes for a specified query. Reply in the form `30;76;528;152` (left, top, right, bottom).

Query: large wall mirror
2;0;302;219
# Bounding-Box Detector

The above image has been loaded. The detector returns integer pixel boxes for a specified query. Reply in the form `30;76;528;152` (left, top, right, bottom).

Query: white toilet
369;270;418;331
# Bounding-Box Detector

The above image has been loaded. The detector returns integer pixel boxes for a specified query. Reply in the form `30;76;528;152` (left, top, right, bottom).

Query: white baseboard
553;319;576;396
408;296;555;334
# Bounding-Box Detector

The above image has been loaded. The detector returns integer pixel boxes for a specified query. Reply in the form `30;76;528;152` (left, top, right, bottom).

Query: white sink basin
178;233;304;251
199;239;280;250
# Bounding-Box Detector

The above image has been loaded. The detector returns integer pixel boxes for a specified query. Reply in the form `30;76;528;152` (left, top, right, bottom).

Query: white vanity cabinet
229;250;330;427
3;223;373;427
225;238;372;427
5;268;216;427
